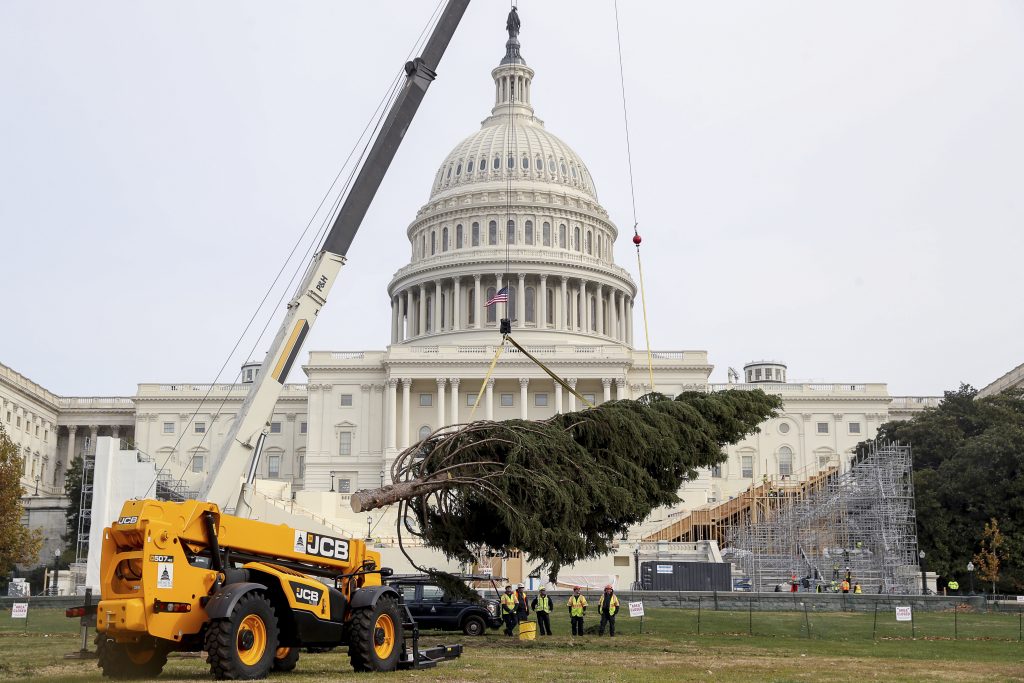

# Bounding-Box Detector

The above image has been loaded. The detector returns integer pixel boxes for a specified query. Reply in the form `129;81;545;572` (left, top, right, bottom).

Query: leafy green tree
866;385;1024;591
0;426;43;576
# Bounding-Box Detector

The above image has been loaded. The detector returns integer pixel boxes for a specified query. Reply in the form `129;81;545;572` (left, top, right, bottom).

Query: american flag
485;286;509;306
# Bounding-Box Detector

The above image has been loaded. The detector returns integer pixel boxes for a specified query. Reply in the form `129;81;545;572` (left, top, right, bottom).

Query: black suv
389;574;504;636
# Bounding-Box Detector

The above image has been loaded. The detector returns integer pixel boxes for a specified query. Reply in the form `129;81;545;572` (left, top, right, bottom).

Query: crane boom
201;0;472;514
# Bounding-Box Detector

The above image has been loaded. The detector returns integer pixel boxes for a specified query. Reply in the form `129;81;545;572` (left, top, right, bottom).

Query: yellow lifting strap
466;335;595;423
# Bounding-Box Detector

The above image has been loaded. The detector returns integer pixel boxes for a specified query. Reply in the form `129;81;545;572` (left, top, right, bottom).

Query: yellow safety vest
500;593;517;615
599;594;620;615
854;585;862;594
948;581;959;591
567;595;587;617
535;596;552;613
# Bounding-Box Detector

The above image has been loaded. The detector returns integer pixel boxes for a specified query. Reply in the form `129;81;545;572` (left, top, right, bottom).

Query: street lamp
329;472;336;492
918;550;927;596
967;561;975;595
52;549;60;596
34;474;40;496
365;516;373;541
379;469;385;488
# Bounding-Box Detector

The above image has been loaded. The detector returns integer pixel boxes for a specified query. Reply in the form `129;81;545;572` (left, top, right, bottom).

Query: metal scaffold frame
722;442;920;594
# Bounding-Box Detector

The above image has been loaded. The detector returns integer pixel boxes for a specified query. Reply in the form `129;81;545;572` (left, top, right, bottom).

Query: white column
567;378;577;412
517;273;526;329
391;296;398;343
418;285;427;336
386;379;397;450
615;378;625;400
581;281;590;333
485;378;495;420
453;276;462;331
399;291;408;342
449;378;460;426
401;378;412;448
558;277;567;330
436;378;447;430
519;378;529;420
628;297;635;346
602;377;612;403
66;425;77;468
433;280;442;333
474;274;482;329
554;382;563;414
89;424;99;450
611;290;619;341
596;284;605;336
539;275;548;329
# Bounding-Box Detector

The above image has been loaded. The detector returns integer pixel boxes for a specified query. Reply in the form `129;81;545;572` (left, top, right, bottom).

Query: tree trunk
350;476;450;513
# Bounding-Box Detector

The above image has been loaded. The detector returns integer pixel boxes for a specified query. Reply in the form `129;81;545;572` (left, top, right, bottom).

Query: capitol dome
386;16;638;349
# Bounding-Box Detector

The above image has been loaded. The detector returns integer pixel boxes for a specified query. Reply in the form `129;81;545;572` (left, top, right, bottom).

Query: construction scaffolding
723;442;920;593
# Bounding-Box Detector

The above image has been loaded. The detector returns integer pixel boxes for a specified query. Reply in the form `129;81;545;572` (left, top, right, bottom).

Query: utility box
640;561;731;592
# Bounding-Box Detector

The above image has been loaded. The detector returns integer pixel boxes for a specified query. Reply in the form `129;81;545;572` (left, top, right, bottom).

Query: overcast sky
2;1;1022;397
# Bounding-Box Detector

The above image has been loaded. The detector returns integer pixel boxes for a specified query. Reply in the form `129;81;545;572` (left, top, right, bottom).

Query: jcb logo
293;530;349;561
289;582;322;606
117;516;138;525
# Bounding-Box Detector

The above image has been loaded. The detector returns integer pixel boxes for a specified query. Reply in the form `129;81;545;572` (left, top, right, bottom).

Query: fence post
872;599;878;640
803;602;811;639
748;596;753;636
911;608;915;640
697;596;702;636
954;602;958;640
81;587;93;653
1019;607;1021;643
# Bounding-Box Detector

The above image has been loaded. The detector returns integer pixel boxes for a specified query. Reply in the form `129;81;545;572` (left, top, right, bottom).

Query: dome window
442;227;449;252
571;165;577;179
524;220;533;245
548;158;556;173
521;156;529;169
480;157;487;173
507;154;514;169
560;161;568;176
456;224;463;249
455;163;462;176
488;220;498;245
446;165;452;180
542;222;551;246
493;155;501;170
506;220;516;245
472;222;480;247
466;160;474;173
535;156;542;170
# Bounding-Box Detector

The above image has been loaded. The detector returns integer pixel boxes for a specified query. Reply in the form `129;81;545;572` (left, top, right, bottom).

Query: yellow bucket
518;621;536;641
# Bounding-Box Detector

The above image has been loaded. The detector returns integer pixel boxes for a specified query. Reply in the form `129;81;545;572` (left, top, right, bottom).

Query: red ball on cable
632;233;642;246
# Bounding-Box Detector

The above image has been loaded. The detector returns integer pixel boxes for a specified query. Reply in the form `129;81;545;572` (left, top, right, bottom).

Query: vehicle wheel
272;646;300;672
205;591;279;680
96;633;169;679
348;596;403;672
462;615;486;636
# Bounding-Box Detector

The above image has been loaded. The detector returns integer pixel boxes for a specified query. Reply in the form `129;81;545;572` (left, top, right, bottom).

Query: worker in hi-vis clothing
597;584;621;637
531;587;555;635
567;586;588;636
500;584;518;636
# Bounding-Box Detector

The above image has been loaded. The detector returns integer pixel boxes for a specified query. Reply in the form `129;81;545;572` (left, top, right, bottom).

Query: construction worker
515;584;530;623
597;584;621;637
531;587;554;635
789;575;799;593
500;584;518;636
840;579;851;594
854;582;863;594
947;579;959;594
567;586;588;636
832;562;840;580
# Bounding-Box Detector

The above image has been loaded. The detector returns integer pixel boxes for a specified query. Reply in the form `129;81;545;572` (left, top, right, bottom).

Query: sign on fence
1016;595;1024;603
895;606;912;622
481;567;493;576
10;603;28;619
628;601;645;618
656;564;673;574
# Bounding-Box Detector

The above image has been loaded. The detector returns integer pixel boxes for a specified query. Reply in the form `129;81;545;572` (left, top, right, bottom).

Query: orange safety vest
841;580;850;592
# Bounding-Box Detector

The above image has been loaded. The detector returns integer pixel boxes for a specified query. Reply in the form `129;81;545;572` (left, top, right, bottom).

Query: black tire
347;596;403;673
272;646;300;672
205;592;279;680
96;633;169;679
462;614;486;636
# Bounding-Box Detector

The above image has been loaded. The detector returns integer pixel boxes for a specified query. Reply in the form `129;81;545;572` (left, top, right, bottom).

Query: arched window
442;227;449;252
546;289;554;324
779;446;794;477
559;224;567;248
525;286;536;323
431;231;436;255
485;287;496;323
418;425;431;441
446;165;452;180
488;220;498;245
467;288;476;325
421;234;426;258
548;158;556;173
560;161;568;176
506;154;514;169
521;156;529;169
535;156;542;170
585;230;592;255
455;162;462;176
493;155;501;170
472;222;480;247
542;222;551;246
425;295;433;332
466;159;474;174
456;224;463;249
506;220;516;245
574;227;581;251
524;220;533;245
571;165;577;179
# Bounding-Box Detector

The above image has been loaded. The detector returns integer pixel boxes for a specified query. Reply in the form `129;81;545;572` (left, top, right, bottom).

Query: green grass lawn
1;608;1022;682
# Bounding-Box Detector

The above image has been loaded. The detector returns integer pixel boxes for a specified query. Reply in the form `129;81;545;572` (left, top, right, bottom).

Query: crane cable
614;0;655;393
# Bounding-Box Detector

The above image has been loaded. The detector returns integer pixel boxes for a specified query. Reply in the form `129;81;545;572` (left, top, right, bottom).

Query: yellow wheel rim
373;613;395;660
274;647;290;660
237;614;267;666
125;647;154;665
